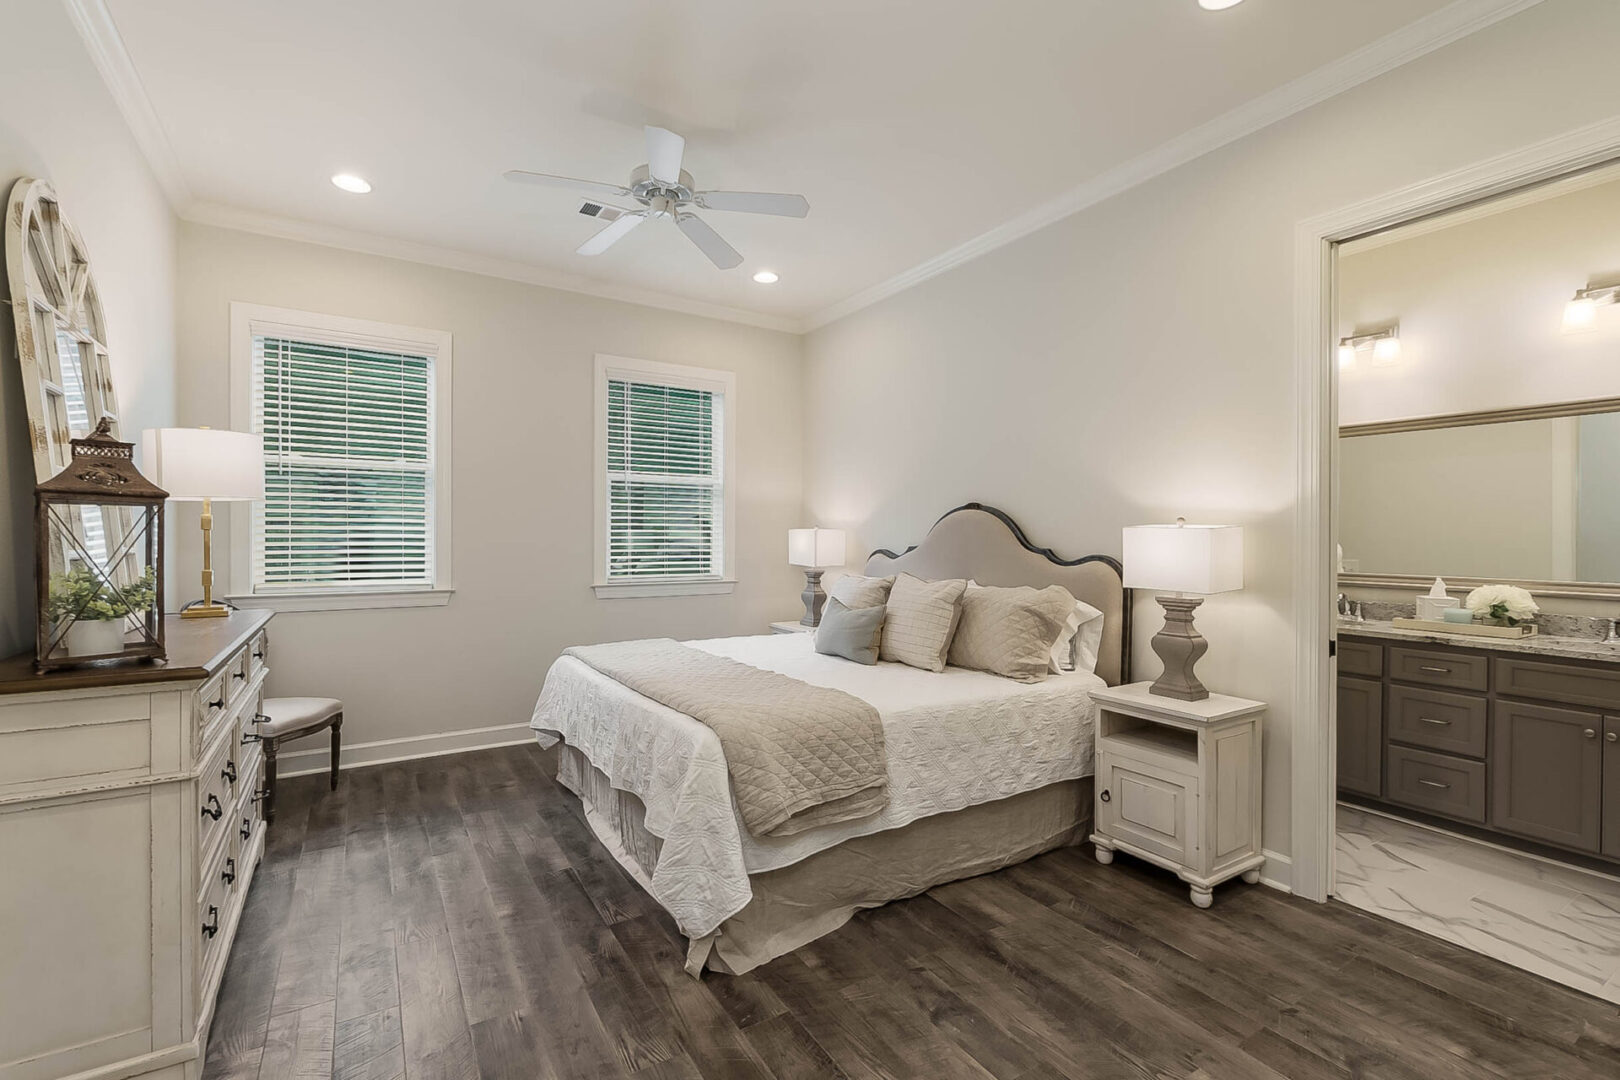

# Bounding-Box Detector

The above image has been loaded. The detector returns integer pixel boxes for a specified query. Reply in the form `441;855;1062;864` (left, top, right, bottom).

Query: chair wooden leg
330;716;342;791
264;739;278;825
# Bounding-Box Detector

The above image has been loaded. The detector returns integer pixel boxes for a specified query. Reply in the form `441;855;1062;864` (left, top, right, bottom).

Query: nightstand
1088;681;1264;908
770;621;815;634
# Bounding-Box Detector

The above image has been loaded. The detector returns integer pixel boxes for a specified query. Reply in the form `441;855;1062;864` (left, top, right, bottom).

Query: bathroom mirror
1339;398;1620;597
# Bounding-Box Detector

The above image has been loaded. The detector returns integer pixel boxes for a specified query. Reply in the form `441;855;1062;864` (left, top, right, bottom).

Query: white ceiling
98;0;1477;328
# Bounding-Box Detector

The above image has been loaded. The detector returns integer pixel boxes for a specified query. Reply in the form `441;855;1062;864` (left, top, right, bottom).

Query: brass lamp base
181;603;231;619
181;496;230;619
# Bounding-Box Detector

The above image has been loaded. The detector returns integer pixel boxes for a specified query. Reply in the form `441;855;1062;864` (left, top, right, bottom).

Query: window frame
227;302;453;612
593;353;736;599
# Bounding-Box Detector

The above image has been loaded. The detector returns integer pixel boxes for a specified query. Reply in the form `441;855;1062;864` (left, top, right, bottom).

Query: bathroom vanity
1338;619;1620;867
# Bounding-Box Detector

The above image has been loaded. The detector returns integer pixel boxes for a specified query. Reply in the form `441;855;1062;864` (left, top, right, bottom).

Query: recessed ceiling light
752;270;779;284
331;173;372;194
1199;0;1244;9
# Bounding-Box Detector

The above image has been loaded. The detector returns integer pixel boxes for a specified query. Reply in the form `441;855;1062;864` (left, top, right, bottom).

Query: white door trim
1290;115;1620;903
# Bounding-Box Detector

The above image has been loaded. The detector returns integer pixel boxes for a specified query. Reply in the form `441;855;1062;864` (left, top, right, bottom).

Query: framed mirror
6;178;135;585
1339;397;1620;599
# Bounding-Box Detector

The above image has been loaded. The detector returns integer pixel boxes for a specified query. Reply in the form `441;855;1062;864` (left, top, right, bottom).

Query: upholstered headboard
864;503;1131;686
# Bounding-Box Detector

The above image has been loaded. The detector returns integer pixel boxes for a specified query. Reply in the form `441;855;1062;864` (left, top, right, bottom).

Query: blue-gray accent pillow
814;597;886;665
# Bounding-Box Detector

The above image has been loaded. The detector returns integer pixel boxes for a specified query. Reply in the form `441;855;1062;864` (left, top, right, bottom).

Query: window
594;355;735;598
228;304;452;611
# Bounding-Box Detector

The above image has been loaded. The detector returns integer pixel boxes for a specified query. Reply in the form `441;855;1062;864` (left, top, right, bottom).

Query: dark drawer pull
1417;778;1451;790
201;794;223;820
233;671;245;681
251;712;270;725
252;788;270;804
208;693;225;710
1419;665;1450;674
222;761;237;785
1099;789;1112;803
1419;717;1452;726
222;857;236;885
242;732;263;745
240;817;252;842
202;905;219;939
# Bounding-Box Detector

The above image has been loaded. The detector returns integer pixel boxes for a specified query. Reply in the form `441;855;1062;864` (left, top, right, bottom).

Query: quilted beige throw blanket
563;639;888;836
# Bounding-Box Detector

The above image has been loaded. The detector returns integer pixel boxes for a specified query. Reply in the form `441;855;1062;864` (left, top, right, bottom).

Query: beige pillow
880;574;967;672
828;574;895;610
951;583;1076;682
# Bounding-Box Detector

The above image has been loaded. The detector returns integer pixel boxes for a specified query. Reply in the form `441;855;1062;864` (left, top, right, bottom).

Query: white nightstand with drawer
1088;681;1264;908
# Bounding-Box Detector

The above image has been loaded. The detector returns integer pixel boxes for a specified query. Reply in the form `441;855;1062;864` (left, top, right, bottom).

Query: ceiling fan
504;126;809;270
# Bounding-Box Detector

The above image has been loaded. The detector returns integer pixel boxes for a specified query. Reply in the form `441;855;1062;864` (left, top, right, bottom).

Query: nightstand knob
1099;789;1111;803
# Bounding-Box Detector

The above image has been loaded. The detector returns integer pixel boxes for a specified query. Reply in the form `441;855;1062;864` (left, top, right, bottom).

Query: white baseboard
1259;849;1294;894
276;722;536;778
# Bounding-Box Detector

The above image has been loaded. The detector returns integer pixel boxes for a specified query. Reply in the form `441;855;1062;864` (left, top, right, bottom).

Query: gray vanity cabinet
1337;676;1383;798
1606;717;1620;861
1490;700;1603;853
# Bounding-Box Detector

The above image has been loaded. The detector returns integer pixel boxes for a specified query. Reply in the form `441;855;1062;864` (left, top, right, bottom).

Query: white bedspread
529;633;1101;938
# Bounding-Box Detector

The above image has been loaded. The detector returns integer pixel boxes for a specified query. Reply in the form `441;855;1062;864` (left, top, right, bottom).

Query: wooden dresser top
0;610;273;695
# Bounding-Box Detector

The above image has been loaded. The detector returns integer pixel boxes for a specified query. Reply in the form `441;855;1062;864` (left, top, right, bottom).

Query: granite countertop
1338;617;1620;663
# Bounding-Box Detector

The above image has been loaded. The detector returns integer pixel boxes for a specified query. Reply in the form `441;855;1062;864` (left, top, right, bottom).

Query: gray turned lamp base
1148;594;1211;701
800;570;827;627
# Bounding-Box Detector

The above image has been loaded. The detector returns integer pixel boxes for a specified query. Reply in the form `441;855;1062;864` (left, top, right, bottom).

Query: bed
530;503;1130;975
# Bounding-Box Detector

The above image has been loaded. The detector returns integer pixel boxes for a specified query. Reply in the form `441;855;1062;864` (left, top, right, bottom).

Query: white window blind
251;336;434;591
605;377;725;579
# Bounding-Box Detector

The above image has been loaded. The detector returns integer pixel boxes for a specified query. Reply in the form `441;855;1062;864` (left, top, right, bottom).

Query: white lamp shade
1122;523;1244;594
141;428;265;502
787;527;847;568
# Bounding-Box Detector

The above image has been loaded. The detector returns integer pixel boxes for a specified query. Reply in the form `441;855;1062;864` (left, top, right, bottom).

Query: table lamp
142;427;264;619
788;527;847;626
1122;518;1244;701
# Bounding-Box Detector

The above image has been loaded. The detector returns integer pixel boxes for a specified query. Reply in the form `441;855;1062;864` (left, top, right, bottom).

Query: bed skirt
555;744;1092;976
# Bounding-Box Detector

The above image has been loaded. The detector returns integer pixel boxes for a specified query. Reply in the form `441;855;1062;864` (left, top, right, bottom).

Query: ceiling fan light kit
505;125;809;269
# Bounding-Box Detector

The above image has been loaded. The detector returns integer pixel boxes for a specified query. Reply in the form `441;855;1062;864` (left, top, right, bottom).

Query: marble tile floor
1336;803;1620;1003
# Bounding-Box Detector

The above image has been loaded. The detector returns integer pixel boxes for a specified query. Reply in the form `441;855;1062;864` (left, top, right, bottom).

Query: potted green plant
47;566;158;657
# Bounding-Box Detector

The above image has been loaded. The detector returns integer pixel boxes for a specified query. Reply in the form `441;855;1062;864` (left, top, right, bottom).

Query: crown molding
61;0;193;208
182;201;805;333
802;0;1548;332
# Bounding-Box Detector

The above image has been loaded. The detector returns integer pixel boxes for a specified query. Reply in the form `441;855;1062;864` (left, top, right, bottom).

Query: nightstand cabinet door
1337;675;1383;798
1097;754;1199;867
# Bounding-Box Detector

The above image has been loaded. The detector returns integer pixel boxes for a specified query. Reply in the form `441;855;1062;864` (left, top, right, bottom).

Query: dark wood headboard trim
870;502;1132;683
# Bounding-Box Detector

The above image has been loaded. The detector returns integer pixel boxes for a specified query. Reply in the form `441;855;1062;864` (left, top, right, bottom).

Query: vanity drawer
1338;638;1383;678
1388;647;1488;693
1387;685;1488;758
1386;745;1487;824
1495;657;1620;712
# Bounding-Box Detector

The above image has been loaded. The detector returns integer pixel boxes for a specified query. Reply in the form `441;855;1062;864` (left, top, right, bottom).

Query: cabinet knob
1585;728;1598;739
201;794;223;821
202;905;219;939
1099;789;1111;803
1608;731;1619;743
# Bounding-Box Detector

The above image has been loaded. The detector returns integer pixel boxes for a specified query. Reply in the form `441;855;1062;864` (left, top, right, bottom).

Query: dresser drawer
247;629;269;681
195;670;231;745
1386;745;1487;824
1388;647;1488;692
196;729;234;863
1338;638;1383;678
198;828;238;997
1494;657;1620;711
1387;685;1488;758
221;645;252;709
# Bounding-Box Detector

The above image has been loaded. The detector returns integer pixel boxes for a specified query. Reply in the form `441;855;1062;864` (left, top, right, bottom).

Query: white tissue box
1416;595;1458;621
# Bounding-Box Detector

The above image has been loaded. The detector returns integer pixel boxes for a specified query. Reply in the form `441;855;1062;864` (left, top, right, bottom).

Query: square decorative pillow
880;574;968;672
951;583;1077;682
828;574;895;610
813;597;886;665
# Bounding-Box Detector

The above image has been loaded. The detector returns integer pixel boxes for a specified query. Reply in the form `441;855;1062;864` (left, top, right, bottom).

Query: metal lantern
35;418;167;671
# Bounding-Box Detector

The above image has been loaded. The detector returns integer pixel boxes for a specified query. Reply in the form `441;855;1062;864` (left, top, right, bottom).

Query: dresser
0;611;273;1080
1339;624;1620;867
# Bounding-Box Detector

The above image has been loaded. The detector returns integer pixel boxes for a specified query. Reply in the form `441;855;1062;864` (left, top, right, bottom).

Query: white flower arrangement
1463;584;1539;627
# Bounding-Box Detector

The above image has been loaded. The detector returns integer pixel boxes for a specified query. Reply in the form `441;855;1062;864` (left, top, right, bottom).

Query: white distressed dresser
0;611;273;1080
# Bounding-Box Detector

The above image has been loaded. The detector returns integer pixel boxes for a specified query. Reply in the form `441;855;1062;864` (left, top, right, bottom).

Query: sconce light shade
1372;336;1402;364
1564;296;1600;332
1339;326;1401;368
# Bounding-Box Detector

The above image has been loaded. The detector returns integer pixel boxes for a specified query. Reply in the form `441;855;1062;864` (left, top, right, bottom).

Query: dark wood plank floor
205;744;1620;1080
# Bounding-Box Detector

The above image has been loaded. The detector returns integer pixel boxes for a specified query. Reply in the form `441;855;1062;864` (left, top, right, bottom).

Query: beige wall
802;0;1620;866
175;223;804;757
1339;171;1620;427
0;1;178;658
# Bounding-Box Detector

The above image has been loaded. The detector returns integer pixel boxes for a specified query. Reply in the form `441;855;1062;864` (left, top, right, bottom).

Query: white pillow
1050;594;1105;675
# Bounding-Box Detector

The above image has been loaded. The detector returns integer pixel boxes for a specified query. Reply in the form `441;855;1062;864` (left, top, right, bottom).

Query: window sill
592;579;736;599
225;588;455;613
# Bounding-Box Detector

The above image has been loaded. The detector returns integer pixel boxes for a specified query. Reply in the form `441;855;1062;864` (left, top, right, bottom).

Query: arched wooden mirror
6;178;135;582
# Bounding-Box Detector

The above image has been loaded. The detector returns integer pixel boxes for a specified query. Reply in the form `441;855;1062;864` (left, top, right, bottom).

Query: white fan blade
505;170;630;199
676;213;742;269
696;191;810;218
576;212;646;256
645;126;686;185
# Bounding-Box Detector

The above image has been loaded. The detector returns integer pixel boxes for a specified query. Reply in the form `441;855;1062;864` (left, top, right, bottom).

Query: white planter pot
66;619;125;657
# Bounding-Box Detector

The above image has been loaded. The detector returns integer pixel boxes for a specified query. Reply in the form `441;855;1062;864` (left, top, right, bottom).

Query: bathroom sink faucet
1607;618;1620;643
